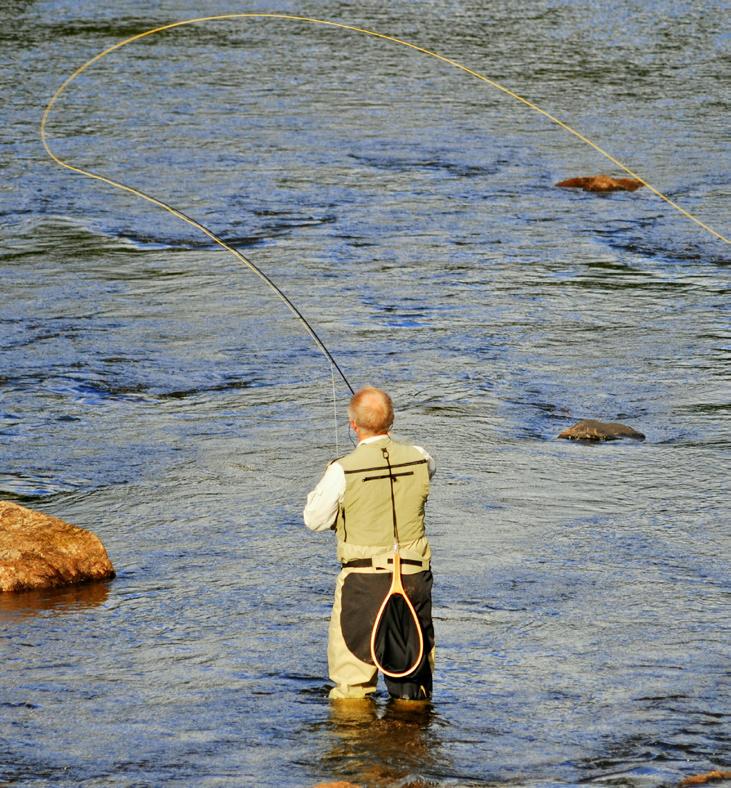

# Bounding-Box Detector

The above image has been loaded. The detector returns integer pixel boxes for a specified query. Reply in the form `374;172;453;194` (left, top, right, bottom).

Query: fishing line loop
41;12;729;248
40;12;728;455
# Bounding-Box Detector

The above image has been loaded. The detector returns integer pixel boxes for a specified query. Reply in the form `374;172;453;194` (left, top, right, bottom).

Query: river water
1;1;729;786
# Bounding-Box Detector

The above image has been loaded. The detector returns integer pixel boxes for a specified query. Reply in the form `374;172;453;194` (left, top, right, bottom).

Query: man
304;386;436;701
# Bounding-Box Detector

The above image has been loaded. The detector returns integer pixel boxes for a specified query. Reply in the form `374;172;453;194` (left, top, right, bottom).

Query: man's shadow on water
311;697;448;787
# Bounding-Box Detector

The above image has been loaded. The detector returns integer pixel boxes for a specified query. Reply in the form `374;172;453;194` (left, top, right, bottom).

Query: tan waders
328;560;435;700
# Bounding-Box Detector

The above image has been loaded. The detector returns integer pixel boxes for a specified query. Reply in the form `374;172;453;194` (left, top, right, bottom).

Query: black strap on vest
362;470;414;482
381;447;399;544
343;458;427;475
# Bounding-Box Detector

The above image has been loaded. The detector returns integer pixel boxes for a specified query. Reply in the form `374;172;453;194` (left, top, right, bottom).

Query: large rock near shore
0;501;115;593
558;419;645;441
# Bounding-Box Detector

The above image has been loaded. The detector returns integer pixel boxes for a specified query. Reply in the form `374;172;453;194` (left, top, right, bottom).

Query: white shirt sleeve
413;445;436;479
303;461;346;532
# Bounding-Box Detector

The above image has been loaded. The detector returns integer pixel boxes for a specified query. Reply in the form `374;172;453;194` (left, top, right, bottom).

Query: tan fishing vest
334;437;430;549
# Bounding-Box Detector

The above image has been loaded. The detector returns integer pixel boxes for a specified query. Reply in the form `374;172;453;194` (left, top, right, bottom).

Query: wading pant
327;565;435;700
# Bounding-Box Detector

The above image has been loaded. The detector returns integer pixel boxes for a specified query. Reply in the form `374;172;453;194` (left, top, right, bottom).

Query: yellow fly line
41;12;730;269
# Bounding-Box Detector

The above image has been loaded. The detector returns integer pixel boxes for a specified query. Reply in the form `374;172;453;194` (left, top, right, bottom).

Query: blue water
1;2;729;785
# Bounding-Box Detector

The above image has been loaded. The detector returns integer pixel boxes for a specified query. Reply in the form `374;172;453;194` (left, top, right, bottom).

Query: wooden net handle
370;548;425;678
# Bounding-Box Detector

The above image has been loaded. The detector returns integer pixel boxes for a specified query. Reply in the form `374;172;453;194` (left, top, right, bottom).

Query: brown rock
556;174;644;192
680;771;731;786
0;501;115;593
313;784;361;788
558;419;645;441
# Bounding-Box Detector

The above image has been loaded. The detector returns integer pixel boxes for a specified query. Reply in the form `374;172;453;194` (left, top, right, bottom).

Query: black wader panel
341;570;435;699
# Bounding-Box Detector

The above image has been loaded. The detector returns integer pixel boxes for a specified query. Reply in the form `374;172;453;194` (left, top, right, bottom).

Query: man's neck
357;433;389;445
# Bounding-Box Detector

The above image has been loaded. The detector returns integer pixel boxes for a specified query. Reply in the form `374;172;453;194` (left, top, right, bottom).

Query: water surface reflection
313;699;448;787
0;580;111;621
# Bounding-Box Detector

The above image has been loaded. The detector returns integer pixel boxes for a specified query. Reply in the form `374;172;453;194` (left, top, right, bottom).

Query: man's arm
303;462;345;531
413;445;436;479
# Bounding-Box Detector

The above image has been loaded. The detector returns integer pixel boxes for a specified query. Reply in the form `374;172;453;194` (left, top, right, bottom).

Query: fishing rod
41;108;355;398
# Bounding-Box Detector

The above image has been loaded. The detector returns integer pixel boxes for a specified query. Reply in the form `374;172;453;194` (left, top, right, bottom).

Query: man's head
348;387;394;438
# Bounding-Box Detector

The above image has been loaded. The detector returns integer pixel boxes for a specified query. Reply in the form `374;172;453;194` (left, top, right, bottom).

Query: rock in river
555;174;644;192
0;501;115;593
558;419;645;442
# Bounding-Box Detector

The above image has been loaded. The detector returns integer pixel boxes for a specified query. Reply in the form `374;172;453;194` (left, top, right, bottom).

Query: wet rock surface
556;174;645;191
558;419;646;441
680;770;731;786
0;501;115;592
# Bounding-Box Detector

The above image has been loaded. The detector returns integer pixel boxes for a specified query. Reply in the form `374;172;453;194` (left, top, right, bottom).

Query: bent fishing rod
41;58;355;395
41;14;730;395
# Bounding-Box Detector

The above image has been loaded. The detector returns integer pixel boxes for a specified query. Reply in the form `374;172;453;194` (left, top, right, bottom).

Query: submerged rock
556;174;644;192
558;419;645;442
0;501;115;593
680;771;731;786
